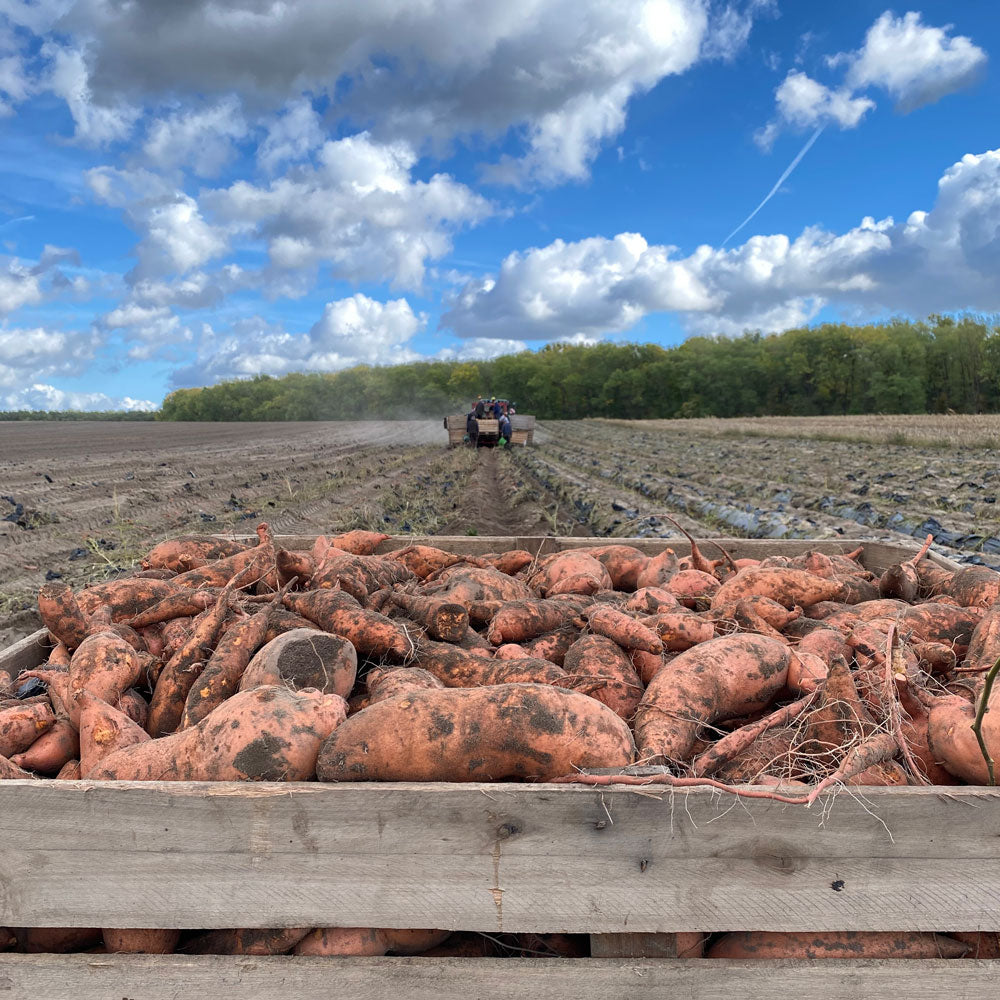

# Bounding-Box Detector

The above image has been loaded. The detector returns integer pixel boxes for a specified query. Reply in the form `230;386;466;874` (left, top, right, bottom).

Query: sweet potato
634;635;793;766
91;686;347;781
913;641;957;674
959;604;1000;675
276;547;314;586
630;648;666;685
37;581;90;649
713;567;845;609
486;597;589;646
527;551;612;597
0;700;55;757
55;759;81;779
562;634;643;720
494;643;529;659
586;544;651;591
10;717;78;774
284;589;415;660
78;689;151;777
103;929;180;954
586;605;662;654
161;616;194;658
945;565;1000;608
294;927;450;956
666;569;720;608
479;549;535;576
523;628;581;666
136;624;165;658
900;602;980;652
390;592;469;642
366;666;444;704
634;548;679;590
707;931;968;959
0;754;37;779
185;928;310;955
76;578;188;620
414;639;566;687
330;529;391;555
424;565;533;608
143;536;247;572
711;596;802;630
643;609;715;652
624;587;680;614
126;589;219;629
17;928;103;953
173;523;275;590
387;544;467;579
795;659;875;763
180;604;276;727
238;627;357;698
312;550;412;599
317;683;634;782
147;587;232;737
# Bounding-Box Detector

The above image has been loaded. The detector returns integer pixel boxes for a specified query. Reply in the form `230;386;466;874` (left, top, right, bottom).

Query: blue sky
0;0;996;409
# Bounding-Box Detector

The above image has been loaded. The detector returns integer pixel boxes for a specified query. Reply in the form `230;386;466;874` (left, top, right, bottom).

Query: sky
0;0;997;411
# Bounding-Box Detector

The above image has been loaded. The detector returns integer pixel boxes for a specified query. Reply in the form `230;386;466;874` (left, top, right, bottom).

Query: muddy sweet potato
37;582;90;649
10;717;78;774
78;689;151;777
586;605;662;654
527;551;612;597
634;548;679;590
707;931;968;959
284;590;415;660
317;683;634;781
0;754;37;779
76;578;189;621
366;666;444;704
91;686;347;781
387;544;467;579
523;628;581;666
103;929;180;954
486;597;589;646
713;568;846;609
389;592;469;642
144;536;247;572
665;569;720;607
633;635;793;766
624;587;681;614
184;928;310;955
586;544;652;591
642;609;714;652
423;565;533;608
238;627;357;698
312;550;413;600
329;530;391;555
945;565;1000;609
0;700;55;757
562;634;643;720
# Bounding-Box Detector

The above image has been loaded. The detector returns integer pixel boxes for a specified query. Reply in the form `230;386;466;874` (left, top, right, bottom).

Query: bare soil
3;416;997;648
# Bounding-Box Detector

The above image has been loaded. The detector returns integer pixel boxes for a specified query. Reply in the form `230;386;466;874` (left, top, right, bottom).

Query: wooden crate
2;535;993;998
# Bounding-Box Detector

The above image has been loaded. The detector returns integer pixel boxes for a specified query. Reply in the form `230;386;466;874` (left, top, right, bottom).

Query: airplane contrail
722;125;825;247
0;215;35;230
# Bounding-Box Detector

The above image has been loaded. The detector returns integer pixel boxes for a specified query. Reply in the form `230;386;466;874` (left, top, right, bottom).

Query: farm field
2;415;999;646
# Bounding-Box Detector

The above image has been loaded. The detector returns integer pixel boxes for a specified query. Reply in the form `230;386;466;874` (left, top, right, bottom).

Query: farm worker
508;402;516;415
492;398;502;419
499;414;512;443
466;410;479;446
475;397;486;418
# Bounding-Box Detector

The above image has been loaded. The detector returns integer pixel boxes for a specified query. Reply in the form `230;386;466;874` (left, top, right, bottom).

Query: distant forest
0;410;156;421
158;315;1000;421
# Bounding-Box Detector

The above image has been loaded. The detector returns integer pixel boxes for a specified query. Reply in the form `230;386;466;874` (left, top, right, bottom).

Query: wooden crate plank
0;629;50;674
0;955;997;1000
2;782;1000;931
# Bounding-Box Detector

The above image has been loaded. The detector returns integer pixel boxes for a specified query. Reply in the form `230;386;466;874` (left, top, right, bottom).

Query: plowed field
3;416;997;646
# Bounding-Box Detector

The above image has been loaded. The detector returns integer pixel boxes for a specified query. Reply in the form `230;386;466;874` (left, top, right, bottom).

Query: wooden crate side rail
0;954;997;1000
2;781;1000;932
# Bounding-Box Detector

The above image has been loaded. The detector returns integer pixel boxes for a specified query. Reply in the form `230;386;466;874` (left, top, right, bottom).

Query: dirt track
3;417;998;647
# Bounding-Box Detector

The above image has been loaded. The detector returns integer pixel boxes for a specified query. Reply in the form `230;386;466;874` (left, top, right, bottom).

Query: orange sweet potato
586;605;662;654
173;523;275;590
390;592;469;642
91;686;347;781
103;929;180;954
479;549;535;575
624;587;680;614
17;928;102;953
494;642;529;659
665;569;720;608
78;689;151;777
316;683;634;781
634;635;793;766
147;588;232;737
366;666;444;704
562;634;643;720
126;589;219;629
527;551;612;597
55;758;81;779
634;548;679;590
387;544;467;579
0;754;37;779
424;564;533;608
284;590;414;660
76;578;189;620
143;536;247;572
276;547;315;586
10;717;78;774
238;627;357;698
295;927;390;956
181;604;275;727
185;928;310;955
713;568;845;609
945;565;1000;609
330;529;391;555
312;550;413;599
414;639;568;687
523;628;581;666
263;608;320;643
486;597;588;646
586;545;652;591
707;931;967;959
642;609;714;652
37;581;90;649
630;648;666;685
0;700;55;757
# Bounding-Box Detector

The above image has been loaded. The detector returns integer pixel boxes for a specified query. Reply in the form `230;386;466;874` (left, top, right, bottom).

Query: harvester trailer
443;400;535;448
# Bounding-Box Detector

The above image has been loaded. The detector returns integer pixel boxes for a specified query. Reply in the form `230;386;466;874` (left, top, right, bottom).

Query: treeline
157;314;1000;421
0;410;156;421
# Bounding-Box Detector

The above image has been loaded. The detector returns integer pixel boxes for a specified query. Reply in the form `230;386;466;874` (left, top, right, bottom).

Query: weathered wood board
1;955;997;1000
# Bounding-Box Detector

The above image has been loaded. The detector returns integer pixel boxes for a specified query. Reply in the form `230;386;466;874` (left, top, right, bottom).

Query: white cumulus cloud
0;383;157;411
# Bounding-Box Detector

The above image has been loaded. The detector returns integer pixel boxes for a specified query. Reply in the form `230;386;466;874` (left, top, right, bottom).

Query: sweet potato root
184;928;310;955
329;529;391;555
366;666;444;704
0;700;55;757
37;581;90;649
0;754;38;779
634;635;793;766
143;536;247;572
76;578;189;621
642;609;714;652
523;628;581;666
586;544;651;591
527;551;612;597
486;597;588;646
624;587;680;614
91;686;347;782
316;683;634;781
78;689;151;777
562;634;643;720
238;627;357;699
390;592;469;642
586;605;662;654
713;568;846;609
945;565;1000;609
10;717;78;774
103;929;180;954
708;931;968;959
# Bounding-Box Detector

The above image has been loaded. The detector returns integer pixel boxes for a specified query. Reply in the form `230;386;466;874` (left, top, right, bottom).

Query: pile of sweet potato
3;525;1000;959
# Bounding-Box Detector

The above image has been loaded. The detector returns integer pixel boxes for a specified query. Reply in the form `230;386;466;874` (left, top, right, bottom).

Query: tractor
443;399;535;448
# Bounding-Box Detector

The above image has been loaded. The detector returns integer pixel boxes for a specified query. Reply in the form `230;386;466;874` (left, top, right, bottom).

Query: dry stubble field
3;414;1000;646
